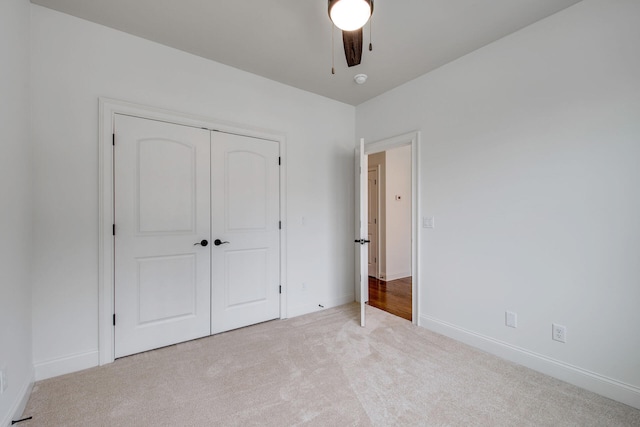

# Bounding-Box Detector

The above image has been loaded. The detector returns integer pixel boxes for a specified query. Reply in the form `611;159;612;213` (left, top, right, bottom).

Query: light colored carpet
22;304;640;426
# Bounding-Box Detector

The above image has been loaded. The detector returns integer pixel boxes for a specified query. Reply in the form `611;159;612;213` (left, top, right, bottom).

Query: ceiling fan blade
342;28;363;67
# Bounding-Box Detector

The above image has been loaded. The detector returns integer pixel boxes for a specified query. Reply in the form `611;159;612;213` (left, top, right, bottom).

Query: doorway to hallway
363;133;419;323
368;276;412;321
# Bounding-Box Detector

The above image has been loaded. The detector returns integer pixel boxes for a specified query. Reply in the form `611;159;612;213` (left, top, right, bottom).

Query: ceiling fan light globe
329;0;372;31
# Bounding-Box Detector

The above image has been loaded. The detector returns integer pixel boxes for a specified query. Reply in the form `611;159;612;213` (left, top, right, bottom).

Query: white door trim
98;97;288;365
367;164;381;278
363;131;420;325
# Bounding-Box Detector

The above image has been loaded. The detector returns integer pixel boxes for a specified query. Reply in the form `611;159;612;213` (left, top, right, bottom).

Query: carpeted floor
21;304;640;426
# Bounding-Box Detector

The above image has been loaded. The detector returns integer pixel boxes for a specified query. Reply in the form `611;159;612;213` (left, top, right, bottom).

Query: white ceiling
30;0;582;105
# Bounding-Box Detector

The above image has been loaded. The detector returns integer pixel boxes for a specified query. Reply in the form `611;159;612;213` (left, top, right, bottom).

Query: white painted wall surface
0;0;34;424
384;145;412;280
356;0;640;407
30;5;355;378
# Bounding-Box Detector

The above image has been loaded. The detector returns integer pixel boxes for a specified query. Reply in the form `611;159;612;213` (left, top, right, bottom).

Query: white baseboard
383;272;411;281
34;350;99;381
287;293;355;319
420;314;640;410
1;370;33;427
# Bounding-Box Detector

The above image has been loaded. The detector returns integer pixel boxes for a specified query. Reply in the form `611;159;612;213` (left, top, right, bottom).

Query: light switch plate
505;311;517;328
0;366;7;394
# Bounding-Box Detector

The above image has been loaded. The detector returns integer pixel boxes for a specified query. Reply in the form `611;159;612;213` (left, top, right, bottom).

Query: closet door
210;131;280;334
114;115;211;358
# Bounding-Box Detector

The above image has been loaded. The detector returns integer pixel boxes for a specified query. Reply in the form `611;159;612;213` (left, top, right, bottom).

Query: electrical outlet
552;323;566;343
505;311;517;328
0;367;7;394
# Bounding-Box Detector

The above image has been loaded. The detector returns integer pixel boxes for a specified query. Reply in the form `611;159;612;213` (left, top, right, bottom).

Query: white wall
30;5;355;379
0;0;34;424
357;0;640;408
384;145;412;280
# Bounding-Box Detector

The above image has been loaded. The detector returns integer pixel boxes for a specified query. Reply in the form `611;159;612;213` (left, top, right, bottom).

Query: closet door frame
98;97;288;365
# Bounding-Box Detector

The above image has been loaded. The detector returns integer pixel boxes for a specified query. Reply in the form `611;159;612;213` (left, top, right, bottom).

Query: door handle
194;240;209;247
214;239;230;246
354;239;371;245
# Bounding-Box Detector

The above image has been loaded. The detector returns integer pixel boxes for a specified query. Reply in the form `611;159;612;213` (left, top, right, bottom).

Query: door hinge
112;134;115;146
112;224;115;236
113;314;116;326
278;157;281;165
279;285;282;294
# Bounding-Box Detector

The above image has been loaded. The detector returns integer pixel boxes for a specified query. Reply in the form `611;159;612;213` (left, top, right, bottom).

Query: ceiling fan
328;0;373;68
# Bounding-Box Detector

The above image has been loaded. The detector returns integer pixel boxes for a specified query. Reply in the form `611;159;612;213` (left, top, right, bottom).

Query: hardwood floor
368;276;412;321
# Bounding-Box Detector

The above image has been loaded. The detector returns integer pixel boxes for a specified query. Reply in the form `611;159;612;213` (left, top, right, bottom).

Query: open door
355;138;369;327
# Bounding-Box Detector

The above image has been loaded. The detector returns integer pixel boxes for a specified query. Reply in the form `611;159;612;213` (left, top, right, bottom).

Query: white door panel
367;167;379;277
226;151;269;230
114;115;211;358
136;254;197;324
137;139;195;233
211;132;280;334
